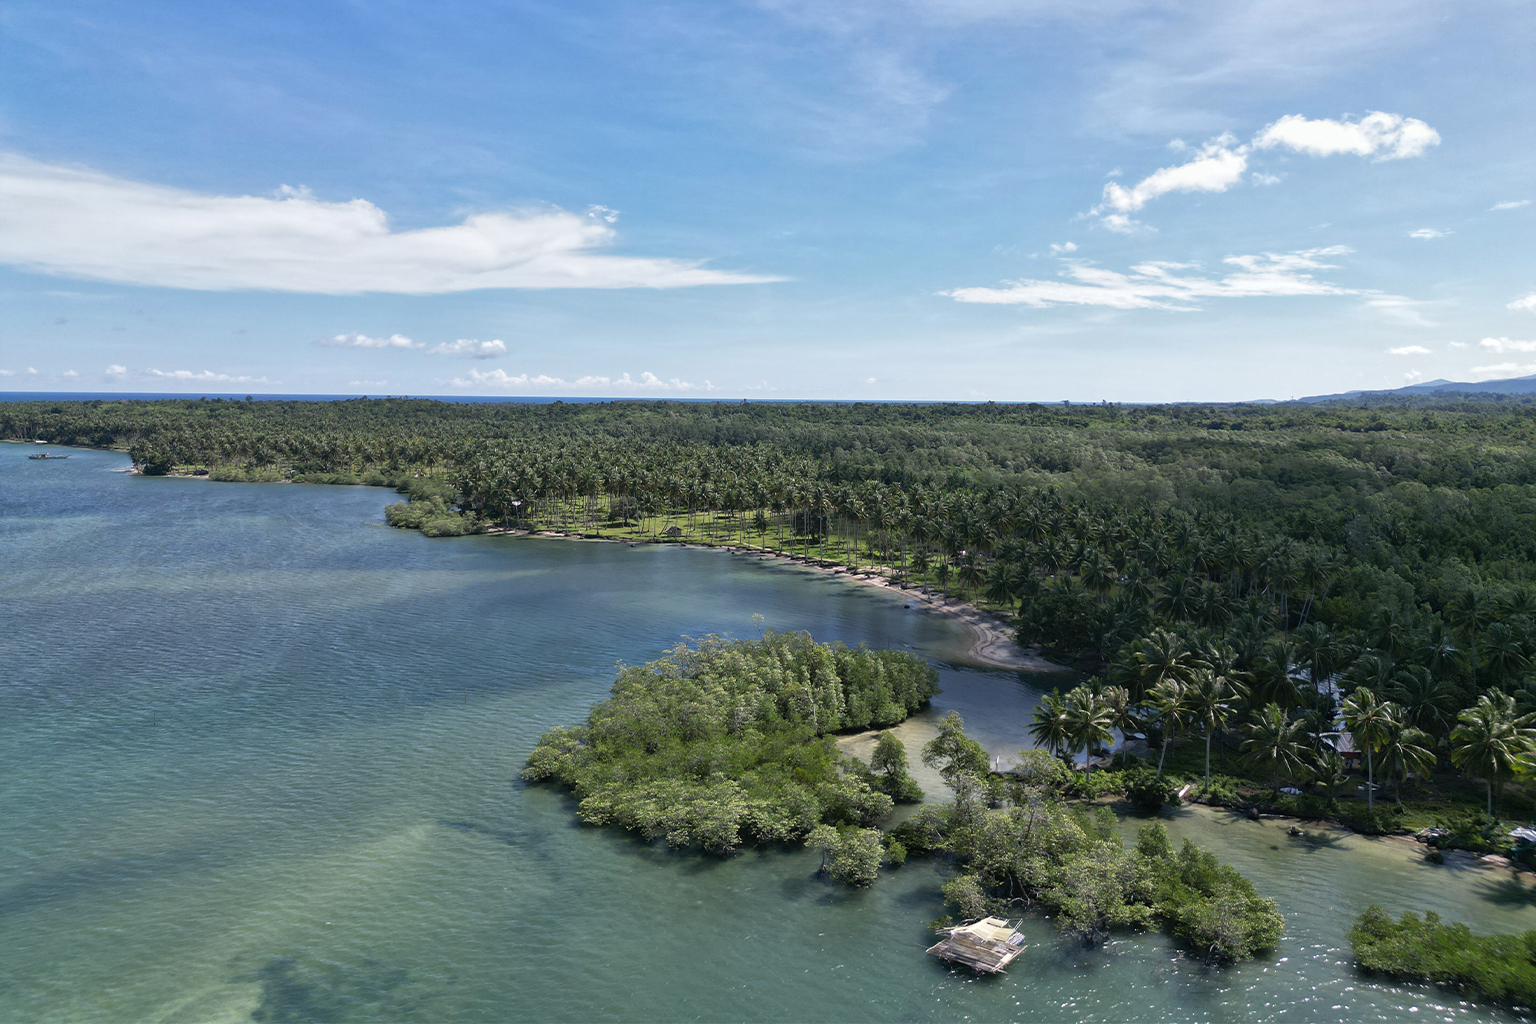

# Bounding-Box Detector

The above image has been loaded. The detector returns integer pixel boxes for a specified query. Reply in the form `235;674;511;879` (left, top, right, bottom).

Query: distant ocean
0;391;723;404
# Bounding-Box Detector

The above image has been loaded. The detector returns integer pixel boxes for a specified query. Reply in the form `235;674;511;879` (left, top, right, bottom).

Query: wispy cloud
449;369;713;392
1492;200;1530;211
1408;228;1446;240
148;368;271;383
1362;295;1437;327
1479;337;1536;353
1471;362;1536;378
944;246;1356;310
0;154;781;295
318;333;421;349
1510;294;1536;313
1388;345;1431;355
348;380;388;388
428;338;507;359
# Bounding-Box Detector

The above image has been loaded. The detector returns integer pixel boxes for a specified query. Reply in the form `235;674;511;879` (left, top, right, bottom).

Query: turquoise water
2;444;1533;1023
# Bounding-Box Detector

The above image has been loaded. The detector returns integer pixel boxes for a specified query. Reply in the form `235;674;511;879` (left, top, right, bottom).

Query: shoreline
482;525;1070;675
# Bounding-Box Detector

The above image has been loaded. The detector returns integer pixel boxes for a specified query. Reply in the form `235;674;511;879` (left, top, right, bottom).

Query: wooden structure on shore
925;917;1026;974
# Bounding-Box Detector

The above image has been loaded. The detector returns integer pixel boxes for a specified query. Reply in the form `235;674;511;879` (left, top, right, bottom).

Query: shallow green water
2;444;1532;1023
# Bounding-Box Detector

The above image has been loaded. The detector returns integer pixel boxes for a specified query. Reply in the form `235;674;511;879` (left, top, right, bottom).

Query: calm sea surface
2;444;1533;1023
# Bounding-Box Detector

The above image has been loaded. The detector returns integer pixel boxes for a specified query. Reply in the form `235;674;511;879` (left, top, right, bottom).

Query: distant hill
1299;373;1536;403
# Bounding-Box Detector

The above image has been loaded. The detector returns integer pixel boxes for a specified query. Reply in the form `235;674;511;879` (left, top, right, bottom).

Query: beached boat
925;917;1026;974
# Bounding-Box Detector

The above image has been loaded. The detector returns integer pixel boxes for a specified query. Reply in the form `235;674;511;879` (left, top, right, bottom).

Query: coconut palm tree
1028;692;1071;762
1388;665;1460;743
1063;686;1116;779
1117;627;1197;701
1449;589;1491;689
1311;749;1351;807
1481;621;1530;692
1379;717;1437;809
1341;687;1396;812
1148;678;1191;781
1187;668;1240;795
1450;690;1536;818
1241;703;1309;796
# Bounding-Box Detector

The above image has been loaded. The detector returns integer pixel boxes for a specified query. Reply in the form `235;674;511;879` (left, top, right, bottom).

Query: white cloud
428;338;507;359
1479;337;1536;353
1492;200;1530;211
0;154;781;295
0;369;12;376
944;246;1356;310
104;364;127;377
348;380;388;388
1510;294;1536;313
449;369;712;392
1253;111;1440;160
1404;370;1424;382
1471;362;1536;378
1408;228;1446;239
1093;136;1248;228
1449;341;1468;349
149;368;270;383
1388;345;1431;355
1251;172;1282;186
1049;241;1077;254
62;369;78;377
26;367;37;374
319;332;421;350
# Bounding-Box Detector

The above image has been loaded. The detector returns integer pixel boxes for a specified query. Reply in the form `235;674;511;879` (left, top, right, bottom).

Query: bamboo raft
925;917;1026;974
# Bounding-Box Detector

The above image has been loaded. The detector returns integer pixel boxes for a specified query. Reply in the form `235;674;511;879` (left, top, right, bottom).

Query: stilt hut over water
925;917;1026;974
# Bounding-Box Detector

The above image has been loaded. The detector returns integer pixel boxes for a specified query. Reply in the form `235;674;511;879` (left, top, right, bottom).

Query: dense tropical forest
9;395;1536;842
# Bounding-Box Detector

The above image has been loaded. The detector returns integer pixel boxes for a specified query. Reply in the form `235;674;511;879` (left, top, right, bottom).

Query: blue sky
0;0;1532;400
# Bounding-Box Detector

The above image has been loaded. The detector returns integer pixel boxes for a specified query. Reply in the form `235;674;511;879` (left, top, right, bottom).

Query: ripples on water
1;444;1532;1022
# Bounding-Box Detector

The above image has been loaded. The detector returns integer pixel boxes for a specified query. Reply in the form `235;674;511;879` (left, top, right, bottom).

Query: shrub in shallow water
1122;767;1178;811
808;825;885;886
1350;906;1536;1009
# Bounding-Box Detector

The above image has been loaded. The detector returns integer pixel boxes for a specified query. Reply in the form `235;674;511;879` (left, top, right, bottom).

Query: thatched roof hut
925;917;1026;974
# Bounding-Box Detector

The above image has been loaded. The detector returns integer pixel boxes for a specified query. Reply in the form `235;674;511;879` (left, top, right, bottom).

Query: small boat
27;453;70;460
926;917;1026;974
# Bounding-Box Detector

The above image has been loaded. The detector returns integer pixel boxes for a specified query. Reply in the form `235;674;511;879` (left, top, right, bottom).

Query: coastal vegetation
896;714;1283;962
521;631;938;854
13;395;1536;831
525;632;1284;962
1350;905;1536;1010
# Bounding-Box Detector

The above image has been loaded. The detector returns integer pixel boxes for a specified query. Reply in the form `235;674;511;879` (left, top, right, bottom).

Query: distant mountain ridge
1299;373;1536;403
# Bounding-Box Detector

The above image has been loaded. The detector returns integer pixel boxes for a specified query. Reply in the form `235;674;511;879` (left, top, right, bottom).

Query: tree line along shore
9;396;1536;845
